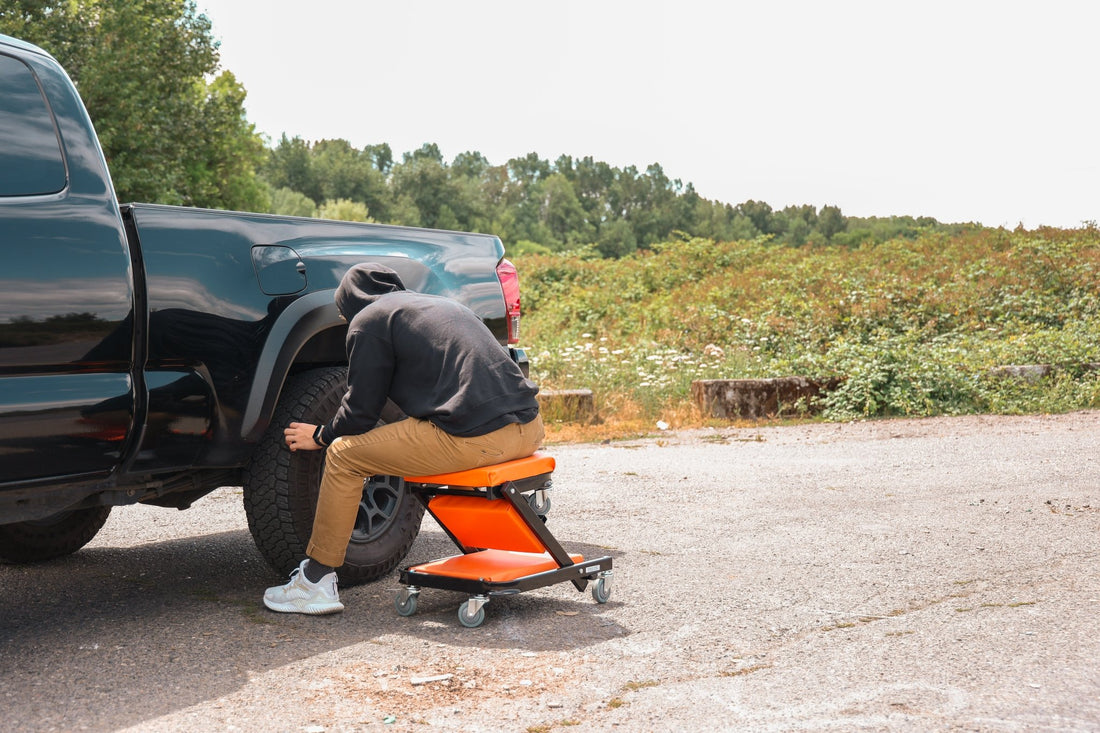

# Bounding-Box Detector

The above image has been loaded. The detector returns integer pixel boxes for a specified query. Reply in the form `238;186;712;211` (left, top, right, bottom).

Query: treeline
3;0;972;257
263;137;972;256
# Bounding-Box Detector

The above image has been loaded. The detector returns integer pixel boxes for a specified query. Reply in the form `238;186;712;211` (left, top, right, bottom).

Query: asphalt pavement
2;411;1098;732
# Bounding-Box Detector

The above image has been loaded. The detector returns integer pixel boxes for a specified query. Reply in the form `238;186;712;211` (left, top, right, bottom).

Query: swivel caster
527;489;551;518
395;587;419;617
458;596;488;628
591;572;612;604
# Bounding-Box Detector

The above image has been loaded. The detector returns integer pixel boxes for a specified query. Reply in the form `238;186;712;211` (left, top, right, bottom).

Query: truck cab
0;39;136;490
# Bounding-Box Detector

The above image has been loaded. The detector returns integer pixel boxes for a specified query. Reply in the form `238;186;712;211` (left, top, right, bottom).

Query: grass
518;224;1100;429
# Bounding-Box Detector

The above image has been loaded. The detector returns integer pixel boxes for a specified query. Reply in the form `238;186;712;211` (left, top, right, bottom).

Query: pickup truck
0;34;528;584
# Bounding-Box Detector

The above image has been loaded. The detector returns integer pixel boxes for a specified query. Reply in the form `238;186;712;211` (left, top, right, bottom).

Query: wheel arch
240;290;346;443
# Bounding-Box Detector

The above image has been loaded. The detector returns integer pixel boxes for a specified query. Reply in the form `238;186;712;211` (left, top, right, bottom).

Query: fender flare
240;290;343;442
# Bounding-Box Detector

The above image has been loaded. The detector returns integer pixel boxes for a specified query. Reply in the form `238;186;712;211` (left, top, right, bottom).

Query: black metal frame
399;475;613;598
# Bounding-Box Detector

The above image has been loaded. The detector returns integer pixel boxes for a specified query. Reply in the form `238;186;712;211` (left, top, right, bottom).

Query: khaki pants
307;415;545;567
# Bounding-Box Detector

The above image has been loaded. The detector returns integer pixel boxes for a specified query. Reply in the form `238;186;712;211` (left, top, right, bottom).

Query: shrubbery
518;226;1100;423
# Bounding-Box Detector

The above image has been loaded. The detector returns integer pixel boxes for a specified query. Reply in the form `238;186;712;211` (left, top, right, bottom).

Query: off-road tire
242;366;425;585
0;506;112;563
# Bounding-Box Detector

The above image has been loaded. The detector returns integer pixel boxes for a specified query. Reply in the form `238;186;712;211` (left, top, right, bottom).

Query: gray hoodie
318;263;539;442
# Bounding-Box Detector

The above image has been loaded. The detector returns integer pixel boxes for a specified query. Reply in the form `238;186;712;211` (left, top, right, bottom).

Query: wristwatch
312;424;328;447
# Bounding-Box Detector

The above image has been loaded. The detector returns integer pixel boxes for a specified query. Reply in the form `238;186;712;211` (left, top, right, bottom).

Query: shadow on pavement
0;526;628;731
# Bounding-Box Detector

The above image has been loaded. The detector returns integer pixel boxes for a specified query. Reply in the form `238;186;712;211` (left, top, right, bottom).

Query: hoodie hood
335;263;407;320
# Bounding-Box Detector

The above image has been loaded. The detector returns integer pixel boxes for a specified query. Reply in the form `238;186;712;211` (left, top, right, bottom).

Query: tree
597;219;638;258
571;156;616;232
0;2;86;76
780;204;817;245
817;205;847;241
451;150;490;179
363;143;393;175
270;187;317;218
311;139;389;221
187;70;269;212
508;152;552;190
404;142;444;164
737;200;778;236
540;173;592;248
389;155;457;229
265;135;319;202
0;0;267;210
317;198;371;223
604;163;685;249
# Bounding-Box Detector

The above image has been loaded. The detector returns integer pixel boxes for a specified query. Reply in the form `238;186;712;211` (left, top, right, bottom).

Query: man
263;263;543;614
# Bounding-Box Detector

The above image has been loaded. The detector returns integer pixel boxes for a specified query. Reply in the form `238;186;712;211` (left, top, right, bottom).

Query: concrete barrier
693;362;1099;421
691;377;841;419
987;364;1053;382
988;362;1099;381
537;388;597;424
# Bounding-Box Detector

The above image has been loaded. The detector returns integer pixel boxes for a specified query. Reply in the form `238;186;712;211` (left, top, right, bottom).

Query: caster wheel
527;491;551;517
458;600;486;628
591;577;611;604
395;591;418;617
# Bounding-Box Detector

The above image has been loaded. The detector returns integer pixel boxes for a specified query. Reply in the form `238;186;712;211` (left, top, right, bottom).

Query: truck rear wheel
243;366;425;586
0;506;112;563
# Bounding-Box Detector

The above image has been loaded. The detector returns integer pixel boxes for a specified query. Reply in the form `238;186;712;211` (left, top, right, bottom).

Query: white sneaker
263;559;344;615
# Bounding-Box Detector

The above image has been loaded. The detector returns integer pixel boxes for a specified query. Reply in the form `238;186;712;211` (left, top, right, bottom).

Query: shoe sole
263;597;344;615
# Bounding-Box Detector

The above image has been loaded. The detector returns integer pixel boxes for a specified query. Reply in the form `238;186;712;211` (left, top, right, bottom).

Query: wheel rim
350;475;406;543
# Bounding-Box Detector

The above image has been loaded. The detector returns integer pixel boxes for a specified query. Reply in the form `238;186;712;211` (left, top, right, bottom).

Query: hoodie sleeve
321;326;394;442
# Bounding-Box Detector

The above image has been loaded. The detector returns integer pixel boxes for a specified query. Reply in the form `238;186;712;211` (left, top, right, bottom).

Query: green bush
518;227;1100;422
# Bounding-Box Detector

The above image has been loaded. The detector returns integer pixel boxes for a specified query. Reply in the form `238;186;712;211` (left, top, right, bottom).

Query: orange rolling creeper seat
395;452;613;628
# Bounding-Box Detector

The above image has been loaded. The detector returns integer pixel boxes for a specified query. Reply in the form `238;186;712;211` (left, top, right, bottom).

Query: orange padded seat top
405;452;555;488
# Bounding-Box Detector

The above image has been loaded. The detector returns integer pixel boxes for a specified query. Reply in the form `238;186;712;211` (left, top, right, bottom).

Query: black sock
303;559;335;583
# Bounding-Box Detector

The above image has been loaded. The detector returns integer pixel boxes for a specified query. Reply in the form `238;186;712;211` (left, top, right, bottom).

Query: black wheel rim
350;475;406;543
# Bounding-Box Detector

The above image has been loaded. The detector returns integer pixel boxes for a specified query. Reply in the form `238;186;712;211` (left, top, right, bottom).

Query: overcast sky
196;1;1098;229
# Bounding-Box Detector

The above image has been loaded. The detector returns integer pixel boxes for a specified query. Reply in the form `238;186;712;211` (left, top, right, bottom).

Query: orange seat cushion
409;549;585;583
405;452;555;488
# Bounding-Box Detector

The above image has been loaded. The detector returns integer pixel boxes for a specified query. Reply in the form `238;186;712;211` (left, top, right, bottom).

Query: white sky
197;0;1099;229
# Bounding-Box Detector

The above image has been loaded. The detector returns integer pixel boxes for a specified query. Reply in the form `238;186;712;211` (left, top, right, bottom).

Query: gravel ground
2;411;1099;732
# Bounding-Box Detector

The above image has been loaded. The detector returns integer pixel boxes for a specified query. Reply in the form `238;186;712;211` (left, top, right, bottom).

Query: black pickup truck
0;34;527;584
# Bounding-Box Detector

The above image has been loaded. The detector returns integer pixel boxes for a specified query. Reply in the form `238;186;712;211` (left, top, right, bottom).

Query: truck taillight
496;258;521;344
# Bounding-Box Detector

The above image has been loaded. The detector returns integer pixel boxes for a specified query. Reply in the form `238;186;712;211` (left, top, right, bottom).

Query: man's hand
285;422;323;452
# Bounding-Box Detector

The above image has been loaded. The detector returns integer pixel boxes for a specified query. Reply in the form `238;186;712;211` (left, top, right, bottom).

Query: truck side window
0;53;66;197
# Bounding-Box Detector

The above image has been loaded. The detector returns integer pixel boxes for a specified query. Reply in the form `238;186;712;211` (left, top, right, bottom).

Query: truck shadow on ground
0;527;627;732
